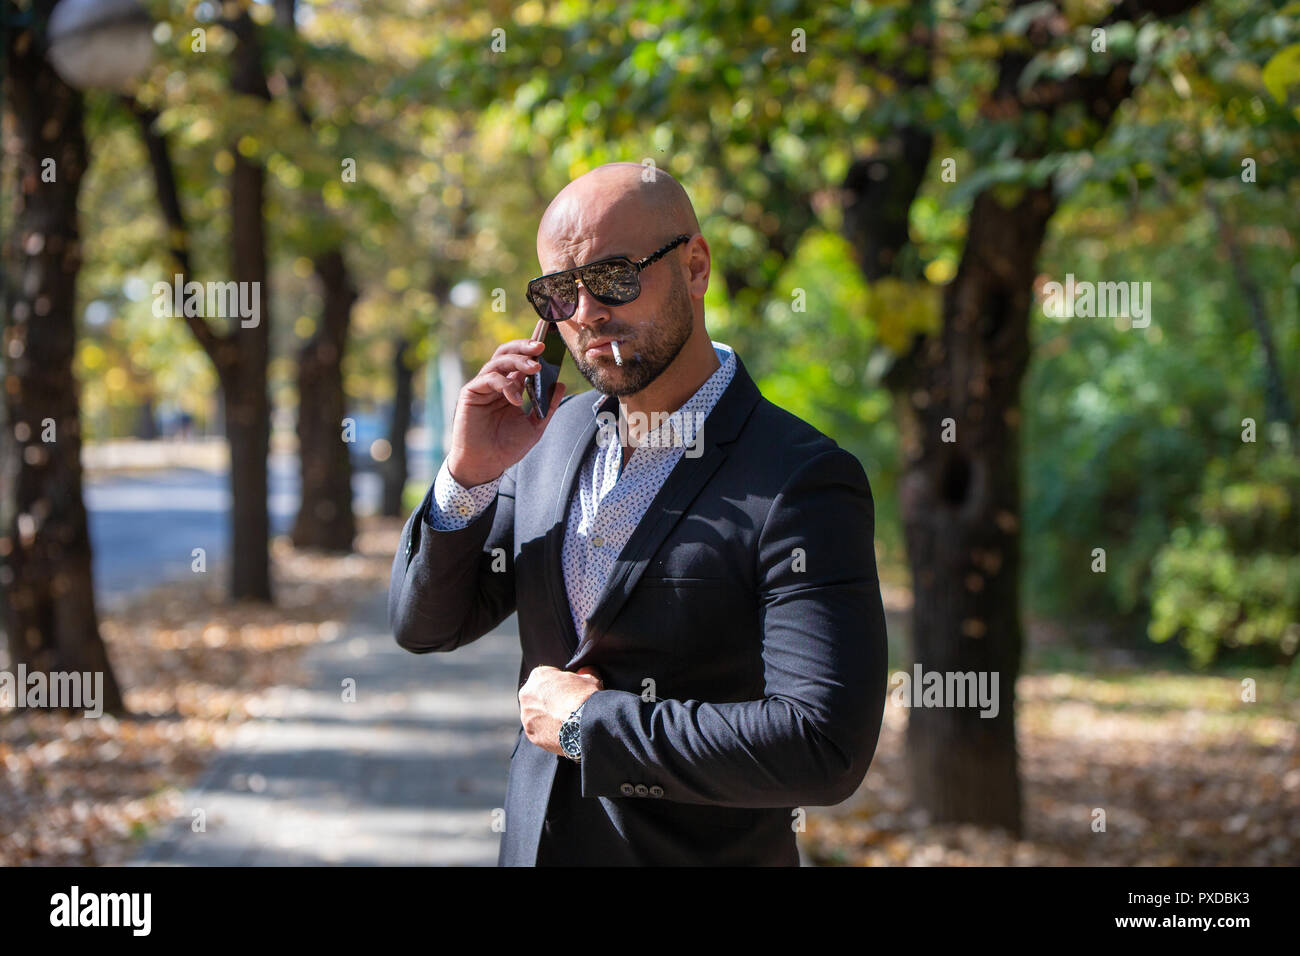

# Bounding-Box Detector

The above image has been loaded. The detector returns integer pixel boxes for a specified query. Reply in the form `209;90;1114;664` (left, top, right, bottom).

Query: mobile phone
523;318;566;419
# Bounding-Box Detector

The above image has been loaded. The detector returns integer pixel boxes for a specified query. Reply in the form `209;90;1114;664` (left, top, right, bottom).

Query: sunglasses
526;234;691;322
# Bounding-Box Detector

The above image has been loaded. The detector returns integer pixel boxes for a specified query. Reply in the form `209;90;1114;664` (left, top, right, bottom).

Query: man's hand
519;665;603;756
445;339;567;487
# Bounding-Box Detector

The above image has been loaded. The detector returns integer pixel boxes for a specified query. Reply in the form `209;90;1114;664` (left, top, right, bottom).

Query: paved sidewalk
131;593;521;866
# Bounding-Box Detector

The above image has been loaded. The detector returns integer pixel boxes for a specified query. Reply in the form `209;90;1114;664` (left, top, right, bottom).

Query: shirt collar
591;341;736;449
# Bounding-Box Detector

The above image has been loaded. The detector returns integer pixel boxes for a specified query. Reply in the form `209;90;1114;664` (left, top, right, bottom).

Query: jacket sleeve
576;447;889;807
388;461;519;654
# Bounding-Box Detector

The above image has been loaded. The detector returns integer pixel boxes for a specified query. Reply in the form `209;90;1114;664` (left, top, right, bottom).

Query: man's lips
584;336;625;358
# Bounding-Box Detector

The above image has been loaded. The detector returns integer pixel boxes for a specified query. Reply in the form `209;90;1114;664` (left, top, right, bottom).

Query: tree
848;0;1216;832
131;3;275;601
292;246;356;548
271;0;357;553
1017;6;1300;636
1;0;124;711
220;5;274;601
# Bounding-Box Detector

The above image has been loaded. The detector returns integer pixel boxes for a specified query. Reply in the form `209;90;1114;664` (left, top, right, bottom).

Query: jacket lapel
564;355;762;670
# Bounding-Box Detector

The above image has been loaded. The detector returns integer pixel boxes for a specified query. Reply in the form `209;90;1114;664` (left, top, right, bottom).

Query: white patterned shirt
426;341;737;641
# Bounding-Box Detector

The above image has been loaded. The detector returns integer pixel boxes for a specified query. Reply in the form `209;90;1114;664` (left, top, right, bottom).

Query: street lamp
46;0;154;91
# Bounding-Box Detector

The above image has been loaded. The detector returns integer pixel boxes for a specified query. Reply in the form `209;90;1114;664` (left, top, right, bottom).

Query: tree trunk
0;4;124;712
224;10;274;601
291;249;356;550
136;394;157;440
381;336;413;518
221;358;271;601
893;187;1056;834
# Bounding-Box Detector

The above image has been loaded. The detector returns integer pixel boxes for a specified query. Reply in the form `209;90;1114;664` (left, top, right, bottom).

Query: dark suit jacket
389;352;888;865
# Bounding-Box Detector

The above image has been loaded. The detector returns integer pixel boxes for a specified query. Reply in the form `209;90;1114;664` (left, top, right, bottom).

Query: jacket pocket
637;575;729;588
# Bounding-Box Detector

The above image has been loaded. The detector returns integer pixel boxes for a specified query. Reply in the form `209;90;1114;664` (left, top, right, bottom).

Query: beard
570;271;694;398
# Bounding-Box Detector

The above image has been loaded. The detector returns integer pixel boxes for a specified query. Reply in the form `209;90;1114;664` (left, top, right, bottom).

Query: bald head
537;163;700;271
532;162;716;409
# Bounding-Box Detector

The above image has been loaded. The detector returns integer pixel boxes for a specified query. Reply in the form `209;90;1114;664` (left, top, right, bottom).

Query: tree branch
1206;187;1296;428
123;96;231;370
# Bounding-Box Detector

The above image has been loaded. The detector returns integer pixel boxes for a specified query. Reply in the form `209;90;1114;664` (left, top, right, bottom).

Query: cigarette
611;340;623;366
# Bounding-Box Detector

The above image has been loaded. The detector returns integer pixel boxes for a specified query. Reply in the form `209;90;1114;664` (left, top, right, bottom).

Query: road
83;453;400;605
131;592;521;866
83;444;523;866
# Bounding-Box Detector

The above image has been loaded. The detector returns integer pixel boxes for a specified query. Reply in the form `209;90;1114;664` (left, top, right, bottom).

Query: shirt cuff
424;459;502;531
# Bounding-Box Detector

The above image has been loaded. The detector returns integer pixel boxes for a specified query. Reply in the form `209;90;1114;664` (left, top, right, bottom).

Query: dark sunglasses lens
582;261;640;303
529;275;576;321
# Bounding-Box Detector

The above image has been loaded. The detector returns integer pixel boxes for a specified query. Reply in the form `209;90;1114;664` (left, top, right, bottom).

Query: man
390;162;888;866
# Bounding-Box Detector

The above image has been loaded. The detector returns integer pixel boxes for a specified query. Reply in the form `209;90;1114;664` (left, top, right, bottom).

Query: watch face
559;716;581;759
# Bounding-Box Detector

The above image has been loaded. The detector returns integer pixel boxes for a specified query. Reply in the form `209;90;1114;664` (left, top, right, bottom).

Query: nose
568;279;611;330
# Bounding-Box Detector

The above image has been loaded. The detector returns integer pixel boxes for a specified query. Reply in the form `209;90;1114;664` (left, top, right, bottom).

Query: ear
684;234;710;299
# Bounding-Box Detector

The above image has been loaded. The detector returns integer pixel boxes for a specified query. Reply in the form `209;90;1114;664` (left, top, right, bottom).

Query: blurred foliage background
59;0;1297;668
3;0;1298;867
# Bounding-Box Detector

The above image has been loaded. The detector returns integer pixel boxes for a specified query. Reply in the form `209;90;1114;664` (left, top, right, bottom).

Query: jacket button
649;786;664;798
634;784;649;797
619;783;634;796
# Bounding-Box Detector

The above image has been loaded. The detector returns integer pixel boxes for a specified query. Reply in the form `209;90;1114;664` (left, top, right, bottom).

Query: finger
471;353;539;402
484;352;542;378
493;338;548;358
464;370;517;404
502;371;526;407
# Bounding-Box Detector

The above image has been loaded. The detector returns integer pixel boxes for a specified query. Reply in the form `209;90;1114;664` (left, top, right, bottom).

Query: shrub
1148;442;1300;667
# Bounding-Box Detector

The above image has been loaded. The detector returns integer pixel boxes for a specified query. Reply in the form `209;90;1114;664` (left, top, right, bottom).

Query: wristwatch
558;702;585;762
